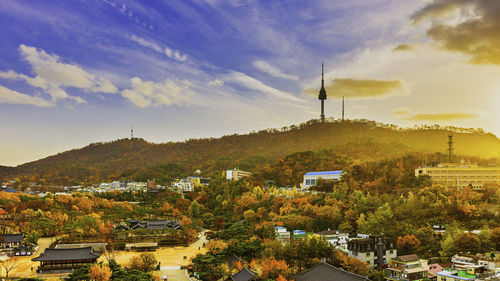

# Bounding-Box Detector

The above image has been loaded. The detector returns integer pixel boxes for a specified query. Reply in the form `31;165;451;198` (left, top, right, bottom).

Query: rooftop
293;262;369;281
32;247;100;262
304;171;342;176
231;267;256;281
0;233;24;243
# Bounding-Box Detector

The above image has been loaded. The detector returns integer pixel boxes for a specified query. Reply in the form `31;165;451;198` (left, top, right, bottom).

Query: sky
1;0;500;166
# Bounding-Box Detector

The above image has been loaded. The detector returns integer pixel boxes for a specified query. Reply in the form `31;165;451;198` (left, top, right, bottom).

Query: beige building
415;162;500;189
226;168;252;181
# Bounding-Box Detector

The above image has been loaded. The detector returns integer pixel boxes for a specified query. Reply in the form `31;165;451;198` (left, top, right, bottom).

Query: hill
5;119;500;185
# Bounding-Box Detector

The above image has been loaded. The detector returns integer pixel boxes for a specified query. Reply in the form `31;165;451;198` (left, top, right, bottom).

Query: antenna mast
131;126;134;140
447;134;453;163
342;96;345;121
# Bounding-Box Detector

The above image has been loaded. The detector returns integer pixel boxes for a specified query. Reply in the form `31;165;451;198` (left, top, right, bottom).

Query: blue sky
1;0;500;165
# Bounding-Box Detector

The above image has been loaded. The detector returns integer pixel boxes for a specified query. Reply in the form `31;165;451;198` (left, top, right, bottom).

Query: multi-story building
226;169;252;181
274;226;291;243
415;162;500;189
347;236;397;268
302;171;342;189
383;254;429;281
315;229;350;250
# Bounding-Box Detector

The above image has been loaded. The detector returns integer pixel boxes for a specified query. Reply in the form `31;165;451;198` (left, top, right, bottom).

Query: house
32;247;101;273
347;236;397;268
428;263;444;280
0;233;24;249
292;262;369;281
302;171;342;189
231;267;256;281
226;169;252;181
383;254;429;281
435;268;476;281
315;229;349;249
275;226;291;243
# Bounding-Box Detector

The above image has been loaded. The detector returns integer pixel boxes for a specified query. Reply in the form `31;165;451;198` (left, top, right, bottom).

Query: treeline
4;119;500;185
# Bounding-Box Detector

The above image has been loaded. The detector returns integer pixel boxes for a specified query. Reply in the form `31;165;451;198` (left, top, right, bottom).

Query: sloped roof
304;171;342;176
32;247;100;261
231;267;256;281
292;262;369;281
394;254;420;263
0;233;24;243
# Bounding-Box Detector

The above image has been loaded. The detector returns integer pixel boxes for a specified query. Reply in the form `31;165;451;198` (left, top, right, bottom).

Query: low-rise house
383;254;429;281
292;262;369;281
275;226;291;243
436;268;476;281
0;233;24;249
347;236;397;268
315;229;349;249
226;169;252;181
32;247;101;273
428;263;444;280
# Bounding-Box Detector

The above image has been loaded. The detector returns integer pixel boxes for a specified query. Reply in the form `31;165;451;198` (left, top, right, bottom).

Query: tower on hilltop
318;62;327;122
447;134;453;163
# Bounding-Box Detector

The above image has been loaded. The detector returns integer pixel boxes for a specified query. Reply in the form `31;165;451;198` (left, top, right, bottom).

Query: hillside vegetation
4;119;500;185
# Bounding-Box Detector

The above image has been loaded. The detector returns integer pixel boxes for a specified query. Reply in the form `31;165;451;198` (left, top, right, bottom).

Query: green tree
189;200;201;218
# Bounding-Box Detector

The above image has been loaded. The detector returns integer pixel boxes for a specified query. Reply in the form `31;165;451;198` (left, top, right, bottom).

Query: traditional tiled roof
231;267;256;281
32;247;100;262
292;262;369;281
0;233;24;243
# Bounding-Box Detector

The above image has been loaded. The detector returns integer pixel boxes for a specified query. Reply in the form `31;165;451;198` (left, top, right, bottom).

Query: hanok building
0;233;24;249
32;246;101;273
347;236;397;268
292;262;369;281
383;254;429;281
231;267;257;281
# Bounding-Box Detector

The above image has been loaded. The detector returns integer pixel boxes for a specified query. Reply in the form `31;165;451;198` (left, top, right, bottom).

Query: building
428;264;444;280
315;229;349;250
32;247;101;273
347;236;397;268
0;233;24;249
275;226;291;243
226;169;252;181
231;267;256;281
172;176;210;192
435;268;476;281
383;254;429;281
415;162;500;189
292;262;369;281
303;171;342;189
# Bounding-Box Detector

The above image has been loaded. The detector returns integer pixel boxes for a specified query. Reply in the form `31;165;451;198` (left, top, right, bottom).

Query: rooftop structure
292;262;369;281
231;267;256;281
0;233;24;249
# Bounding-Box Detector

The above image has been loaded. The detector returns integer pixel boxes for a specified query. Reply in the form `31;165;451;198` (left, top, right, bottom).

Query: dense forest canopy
2;119;500;186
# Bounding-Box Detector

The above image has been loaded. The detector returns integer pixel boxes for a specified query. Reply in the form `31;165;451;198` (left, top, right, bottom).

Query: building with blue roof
303;171;343;189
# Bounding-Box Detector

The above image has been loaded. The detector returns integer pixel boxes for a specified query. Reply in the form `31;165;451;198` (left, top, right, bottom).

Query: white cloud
222;71;301;102
121;77;195;108
0;85;53;107
252;60;298;80
130;35;188;62
0;45;118;105
207;78;224;86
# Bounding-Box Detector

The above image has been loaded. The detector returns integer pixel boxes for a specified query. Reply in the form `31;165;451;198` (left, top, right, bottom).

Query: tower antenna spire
447;134;453;163
342;96;345;121
318;62;327;122
131;126;134;140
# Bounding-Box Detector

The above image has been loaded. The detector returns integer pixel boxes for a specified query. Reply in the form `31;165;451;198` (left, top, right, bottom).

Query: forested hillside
4;119;500;185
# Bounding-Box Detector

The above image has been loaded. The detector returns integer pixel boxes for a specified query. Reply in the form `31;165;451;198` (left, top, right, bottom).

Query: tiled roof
292;262;369;281
0;233;24;243
231;267;256;281
32;247;100;262
394;254;419;262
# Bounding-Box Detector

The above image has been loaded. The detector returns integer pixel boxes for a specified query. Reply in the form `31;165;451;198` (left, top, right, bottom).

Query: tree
1;258;18;278
189;200;201;218
455;232;481;254
89;264;112;281
260;258;289;280
26;230;40;245
128;253;157;272
102;248;119;264
397;234;421;255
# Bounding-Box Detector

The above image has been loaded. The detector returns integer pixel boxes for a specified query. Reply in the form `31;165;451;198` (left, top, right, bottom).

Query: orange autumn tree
336;252;370;276
89;264;112;281
397;234;421;255
260;257;290;280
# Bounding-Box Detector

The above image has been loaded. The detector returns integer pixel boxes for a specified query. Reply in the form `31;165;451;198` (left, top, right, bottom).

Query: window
305;179;311;185
311;179;316;185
